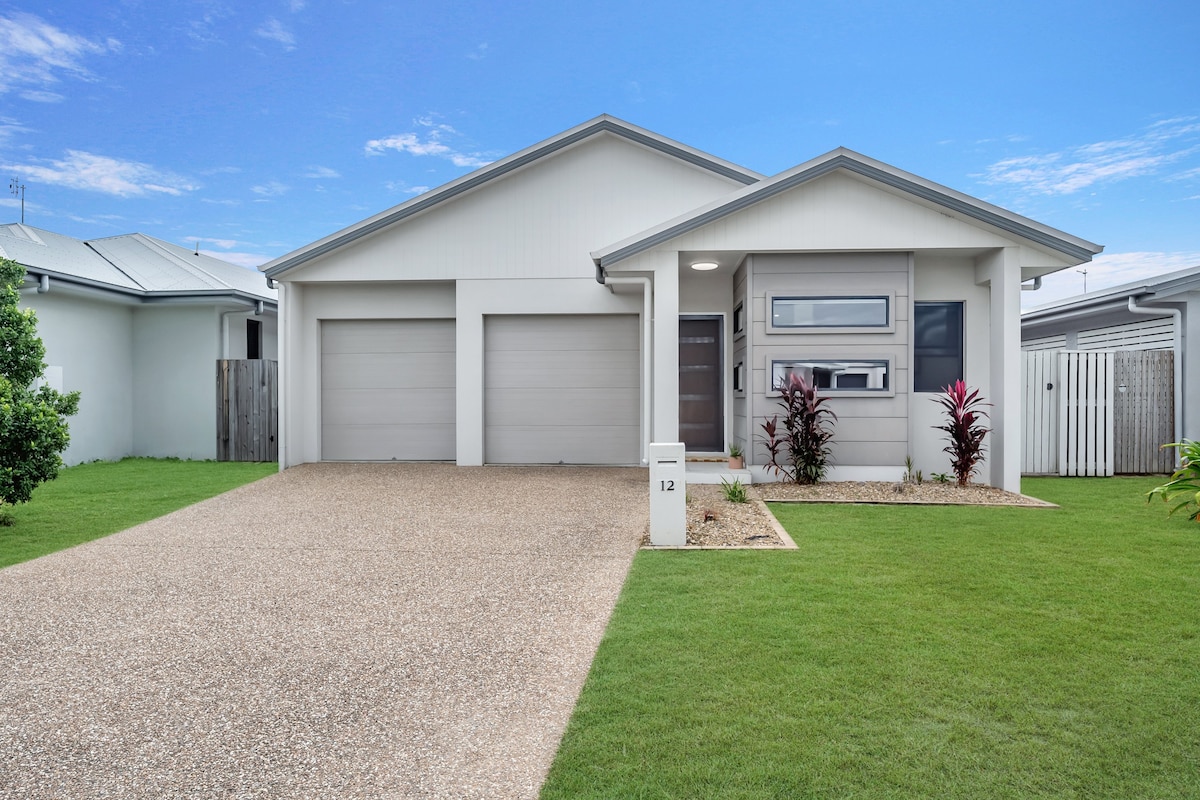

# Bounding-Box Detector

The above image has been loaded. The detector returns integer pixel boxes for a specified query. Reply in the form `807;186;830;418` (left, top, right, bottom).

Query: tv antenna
8;177;25;224
1077;268;1088;293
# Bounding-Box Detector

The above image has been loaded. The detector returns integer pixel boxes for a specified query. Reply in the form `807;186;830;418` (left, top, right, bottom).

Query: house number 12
659;480;675;491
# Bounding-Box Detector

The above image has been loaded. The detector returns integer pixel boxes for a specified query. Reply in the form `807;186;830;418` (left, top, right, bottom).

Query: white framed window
733;302;745;339
733;361;745;394
770;358;893;396
767;293;894;333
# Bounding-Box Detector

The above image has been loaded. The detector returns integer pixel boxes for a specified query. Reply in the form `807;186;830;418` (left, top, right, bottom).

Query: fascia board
594;148;1104;268
262;114;764;280
21;269;276;310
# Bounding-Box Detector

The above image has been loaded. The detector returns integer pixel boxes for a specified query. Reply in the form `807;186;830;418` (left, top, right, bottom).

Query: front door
679;316;723;451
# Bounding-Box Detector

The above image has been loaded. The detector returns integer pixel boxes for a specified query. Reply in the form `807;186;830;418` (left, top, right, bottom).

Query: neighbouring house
0;223;278;464
1021;264;1198;474
261;115;1101;492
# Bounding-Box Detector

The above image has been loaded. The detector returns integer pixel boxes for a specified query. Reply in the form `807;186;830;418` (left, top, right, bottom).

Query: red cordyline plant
933;380;990;487
759;372;837;485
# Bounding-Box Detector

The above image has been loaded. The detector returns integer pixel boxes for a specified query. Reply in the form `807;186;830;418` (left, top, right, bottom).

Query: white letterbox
649;442;686;546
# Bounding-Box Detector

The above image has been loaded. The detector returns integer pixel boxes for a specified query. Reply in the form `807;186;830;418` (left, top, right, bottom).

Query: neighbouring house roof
1023;263;1200;324
0;223;276;305
261;114;766;279
592;147;1104;269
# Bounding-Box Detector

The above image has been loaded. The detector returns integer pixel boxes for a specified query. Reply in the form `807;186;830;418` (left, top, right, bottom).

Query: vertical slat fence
1112;350;1174;474
216;359;278;462
1022;350;1059;474
1057;351;1114;477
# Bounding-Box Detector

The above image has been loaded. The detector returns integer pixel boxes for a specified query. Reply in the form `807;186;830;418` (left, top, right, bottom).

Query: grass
0;457;276;569
542;477;1200;799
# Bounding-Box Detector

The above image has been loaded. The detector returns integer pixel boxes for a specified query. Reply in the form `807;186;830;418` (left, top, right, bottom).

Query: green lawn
542;477;1200;799
0;458;277;569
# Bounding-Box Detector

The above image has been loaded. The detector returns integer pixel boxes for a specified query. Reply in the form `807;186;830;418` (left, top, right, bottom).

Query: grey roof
593;147;1105;268
0;224;276;304
1023;262;1200;321
261;114;766;279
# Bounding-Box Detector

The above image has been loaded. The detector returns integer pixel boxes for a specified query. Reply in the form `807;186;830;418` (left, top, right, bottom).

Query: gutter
1021;276;1042;292
599;268;652;465
1127;296;1184;461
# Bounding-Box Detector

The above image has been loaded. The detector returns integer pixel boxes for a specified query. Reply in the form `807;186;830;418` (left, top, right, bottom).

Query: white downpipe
603;275;652;465
1128;296;1183;459
275;282;287;471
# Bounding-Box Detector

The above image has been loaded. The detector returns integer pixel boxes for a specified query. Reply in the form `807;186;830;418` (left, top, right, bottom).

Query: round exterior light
691;261;719;271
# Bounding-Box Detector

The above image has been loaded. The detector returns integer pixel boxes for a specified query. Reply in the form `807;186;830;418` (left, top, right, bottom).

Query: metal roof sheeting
0;224;275;303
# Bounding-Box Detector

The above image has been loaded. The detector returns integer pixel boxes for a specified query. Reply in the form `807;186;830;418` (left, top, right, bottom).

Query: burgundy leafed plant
759;372;837;485
933;380;990;487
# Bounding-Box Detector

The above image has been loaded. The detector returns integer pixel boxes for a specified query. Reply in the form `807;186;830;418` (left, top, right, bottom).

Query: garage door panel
324;424;455;461
485;314;638;465
485;351;638;389
322;353;455;389
487;388;637;426
486;316;639;352
321;319;455;461
322;321;455;354
322;388;456;426
486;426;639;466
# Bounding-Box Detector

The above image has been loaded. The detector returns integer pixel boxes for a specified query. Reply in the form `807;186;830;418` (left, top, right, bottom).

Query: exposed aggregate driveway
0;463;649;799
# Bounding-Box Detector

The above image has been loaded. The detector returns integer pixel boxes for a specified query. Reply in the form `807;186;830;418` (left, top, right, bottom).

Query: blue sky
1;0;1197;307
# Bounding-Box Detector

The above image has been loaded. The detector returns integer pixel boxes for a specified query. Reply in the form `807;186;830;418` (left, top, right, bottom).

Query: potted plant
728;442;745;470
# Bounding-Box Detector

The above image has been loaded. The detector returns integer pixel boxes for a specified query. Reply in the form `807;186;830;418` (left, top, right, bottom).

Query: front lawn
542;476;1200;799
0;458;276;569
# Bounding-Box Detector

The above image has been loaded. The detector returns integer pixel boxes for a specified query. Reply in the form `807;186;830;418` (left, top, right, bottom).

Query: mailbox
649;442;686;546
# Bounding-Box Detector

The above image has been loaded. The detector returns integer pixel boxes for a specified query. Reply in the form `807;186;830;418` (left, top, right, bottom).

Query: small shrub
902;456;923;485
720;477;748;504
759;373;837;485
933;380;990;487
931;472;951;484
1146;440;1200;521
728;442;744;459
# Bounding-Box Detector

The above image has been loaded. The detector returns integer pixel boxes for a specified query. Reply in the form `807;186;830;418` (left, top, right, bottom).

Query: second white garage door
321;319;455;461
485;315;640;465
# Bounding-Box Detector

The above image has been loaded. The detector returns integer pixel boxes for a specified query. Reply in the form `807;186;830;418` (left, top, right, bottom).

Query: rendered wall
132;306;219;459
21;290;135;464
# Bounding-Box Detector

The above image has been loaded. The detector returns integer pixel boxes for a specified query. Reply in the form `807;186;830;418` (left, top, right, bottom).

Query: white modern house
1021;264;1198;462
1;224;278;464
262;115;1102;492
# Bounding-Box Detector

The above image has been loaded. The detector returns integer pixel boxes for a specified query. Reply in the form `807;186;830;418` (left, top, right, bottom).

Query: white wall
220;310;279;360
132;305;220;459
21;290;135;464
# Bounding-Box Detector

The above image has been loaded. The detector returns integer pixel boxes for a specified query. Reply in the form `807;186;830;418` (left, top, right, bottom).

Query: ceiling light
690;261;719;271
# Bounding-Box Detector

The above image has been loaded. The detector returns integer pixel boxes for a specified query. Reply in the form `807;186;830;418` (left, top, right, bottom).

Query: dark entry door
679;316;722;451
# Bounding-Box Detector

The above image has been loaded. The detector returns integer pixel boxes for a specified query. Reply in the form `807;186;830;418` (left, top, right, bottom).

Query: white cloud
303;166;340;179
6;150;198;197
984;119;1200;196
0;12;115;96
385;180;431;195
365;117;493;168
256;18;296;49
288;0;308;11
251;181;289;197
1022;250;1200;309
18;89;63;103
199;249;272;269
467;42;488;60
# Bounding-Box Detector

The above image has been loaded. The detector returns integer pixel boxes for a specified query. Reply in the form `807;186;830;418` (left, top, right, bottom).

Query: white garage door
485;314;639;464
322;319;455;460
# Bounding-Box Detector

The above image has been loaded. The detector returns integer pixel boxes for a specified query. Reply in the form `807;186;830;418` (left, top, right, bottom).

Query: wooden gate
1022;350;1174;475
216;359;278;462
1112;350;1174;473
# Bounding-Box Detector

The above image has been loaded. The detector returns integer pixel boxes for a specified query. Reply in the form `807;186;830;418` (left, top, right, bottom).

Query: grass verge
0;458;276;569
542;476;1200;799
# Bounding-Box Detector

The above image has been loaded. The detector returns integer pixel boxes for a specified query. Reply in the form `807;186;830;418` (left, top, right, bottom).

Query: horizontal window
771;359;891;394
770;295;889;329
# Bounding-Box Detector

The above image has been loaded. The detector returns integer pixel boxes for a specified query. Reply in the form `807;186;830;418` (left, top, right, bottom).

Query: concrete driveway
0;463;648;799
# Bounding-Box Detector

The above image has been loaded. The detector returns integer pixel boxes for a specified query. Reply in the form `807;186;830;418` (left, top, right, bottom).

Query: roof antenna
194;240;200;256
9;177;25;224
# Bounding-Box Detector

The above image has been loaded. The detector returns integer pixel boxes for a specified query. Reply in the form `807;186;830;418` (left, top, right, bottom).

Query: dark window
247;319;262;360
733;302;745;334
771;296;889;328
914;302;963;392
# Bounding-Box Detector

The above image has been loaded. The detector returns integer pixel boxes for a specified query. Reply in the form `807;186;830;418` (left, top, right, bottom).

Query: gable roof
0;224;276;304
261;114;765;279
592;147;1104;268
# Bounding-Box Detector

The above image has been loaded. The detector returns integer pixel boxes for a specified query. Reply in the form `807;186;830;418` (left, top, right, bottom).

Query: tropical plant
932;380;989;487
0;258;80;508
931;472;951;484
1146;440;1200;521
759;372;837;485
902;456;923;485
720;476;748;504
728;442;744;459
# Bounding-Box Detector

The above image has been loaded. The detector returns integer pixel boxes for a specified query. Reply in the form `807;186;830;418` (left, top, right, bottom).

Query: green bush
720;477;748;504
1146;440;1200;521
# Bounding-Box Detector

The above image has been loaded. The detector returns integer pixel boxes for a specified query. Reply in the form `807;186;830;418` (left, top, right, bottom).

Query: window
914;302;963;392
247;319;262;360
733;302;745;337
733;361;744;393
771;359;891;393
769;295;890;330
